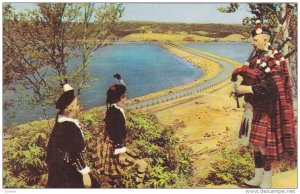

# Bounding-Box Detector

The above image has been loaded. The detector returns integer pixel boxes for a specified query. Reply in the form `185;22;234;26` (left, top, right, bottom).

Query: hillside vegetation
114;21;250;39
3;108;193;188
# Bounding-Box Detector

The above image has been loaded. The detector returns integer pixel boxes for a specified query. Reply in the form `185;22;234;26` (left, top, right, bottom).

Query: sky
10;2;253;24
122;3;253;24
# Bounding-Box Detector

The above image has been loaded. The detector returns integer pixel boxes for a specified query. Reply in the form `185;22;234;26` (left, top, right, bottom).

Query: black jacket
105;105;126;149
46;119;87;188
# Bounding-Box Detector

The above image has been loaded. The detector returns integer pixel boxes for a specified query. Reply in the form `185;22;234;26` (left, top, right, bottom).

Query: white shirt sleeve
114;147;127;155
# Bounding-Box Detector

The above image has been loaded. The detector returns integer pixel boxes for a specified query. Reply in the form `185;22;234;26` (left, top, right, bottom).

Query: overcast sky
10;2;253;24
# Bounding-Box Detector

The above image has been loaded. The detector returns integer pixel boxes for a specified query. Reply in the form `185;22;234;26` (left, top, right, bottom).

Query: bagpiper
231;20;296;188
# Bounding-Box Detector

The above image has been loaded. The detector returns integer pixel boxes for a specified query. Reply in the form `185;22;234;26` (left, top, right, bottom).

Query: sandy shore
125;42;221;105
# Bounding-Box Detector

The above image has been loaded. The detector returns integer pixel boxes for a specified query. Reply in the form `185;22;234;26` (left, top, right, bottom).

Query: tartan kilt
250;108;284;160
92;130;141;177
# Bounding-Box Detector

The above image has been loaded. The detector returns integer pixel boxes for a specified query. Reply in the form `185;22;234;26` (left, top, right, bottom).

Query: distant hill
114;21;250;38
120;33;248;42
120;33;215;42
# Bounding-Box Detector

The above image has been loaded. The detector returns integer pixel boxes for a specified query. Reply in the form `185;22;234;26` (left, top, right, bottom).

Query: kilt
93;129;141;177
250;107;284;160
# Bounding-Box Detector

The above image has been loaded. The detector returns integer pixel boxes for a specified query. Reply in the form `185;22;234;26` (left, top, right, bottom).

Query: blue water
77;43;202;107
4;43;202;125
183;42;253;63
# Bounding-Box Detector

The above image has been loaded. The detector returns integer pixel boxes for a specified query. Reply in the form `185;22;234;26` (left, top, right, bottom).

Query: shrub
183;37;195;41
3;120;53;188
206;145;253;185
125;111;193;188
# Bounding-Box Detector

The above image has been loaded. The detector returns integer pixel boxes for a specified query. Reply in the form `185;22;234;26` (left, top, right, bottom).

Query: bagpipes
231;8;297;108
231;38;296;108
232;37;295;81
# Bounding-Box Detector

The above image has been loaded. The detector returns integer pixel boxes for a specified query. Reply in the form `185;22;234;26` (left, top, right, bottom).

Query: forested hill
113;21;251;38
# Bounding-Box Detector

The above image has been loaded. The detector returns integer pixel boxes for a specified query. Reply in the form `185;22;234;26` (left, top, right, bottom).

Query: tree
69;3;124;98
218;3;298;95
3;3;57;122
3;3;124;124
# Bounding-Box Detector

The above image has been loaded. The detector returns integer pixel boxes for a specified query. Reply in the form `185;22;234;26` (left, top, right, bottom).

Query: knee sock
264;159;272;171
254;151;265;168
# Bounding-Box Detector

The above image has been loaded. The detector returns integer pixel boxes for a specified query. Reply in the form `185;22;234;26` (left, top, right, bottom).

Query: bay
183;42;253;63
4;43;202;125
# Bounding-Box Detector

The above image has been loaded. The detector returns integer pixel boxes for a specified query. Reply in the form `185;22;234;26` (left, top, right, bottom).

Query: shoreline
124;42;222;106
